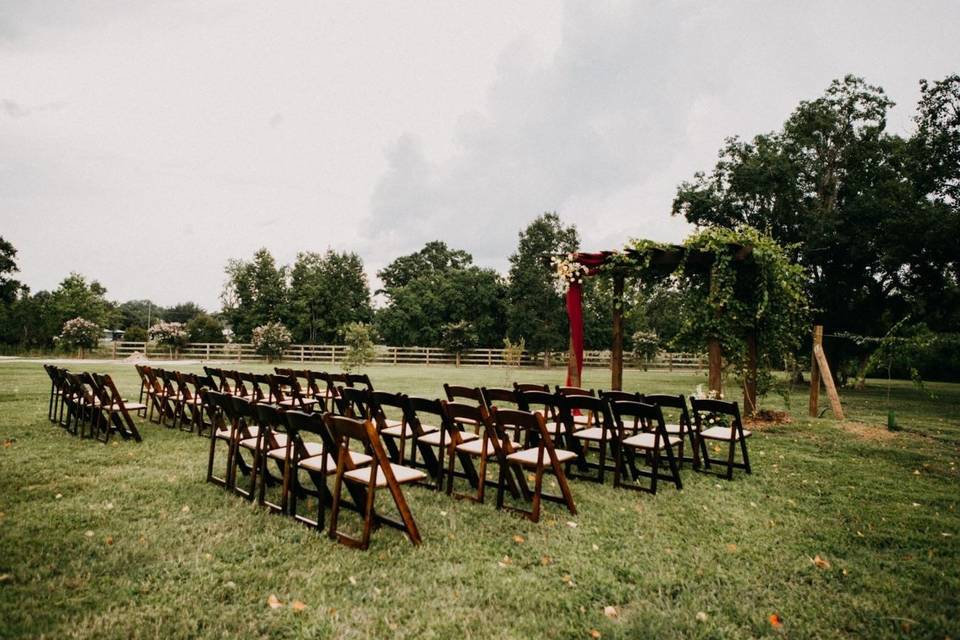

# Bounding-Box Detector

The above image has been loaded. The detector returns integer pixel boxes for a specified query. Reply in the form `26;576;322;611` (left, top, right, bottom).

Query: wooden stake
708;338;722;394
810;326;843;419
567;335;581;388
809;325;822;417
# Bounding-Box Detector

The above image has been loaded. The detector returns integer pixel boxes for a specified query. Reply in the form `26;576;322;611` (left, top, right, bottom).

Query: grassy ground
1;361;958;639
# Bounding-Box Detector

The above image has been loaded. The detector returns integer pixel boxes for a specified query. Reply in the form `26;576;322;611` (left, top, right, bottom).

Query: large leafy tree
288;250;372;343
0;236;21;306
506;213;579;353
220;248;288;341
376;243;506;347
673;75;960;375
49;273;118;330
163;302;205;324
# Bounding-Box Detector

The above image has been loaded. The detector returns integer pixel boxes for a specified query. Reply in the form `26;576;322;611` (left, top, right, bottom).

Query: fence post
426;348;431;366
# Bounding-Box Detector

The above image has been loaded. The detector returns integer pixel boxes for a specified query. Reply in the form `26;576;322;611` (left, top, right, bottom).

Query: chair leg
650;448;660;495
726;440;736;480
740;437;752;474
530;466;544;523
360;482;377;550
328;469;345;541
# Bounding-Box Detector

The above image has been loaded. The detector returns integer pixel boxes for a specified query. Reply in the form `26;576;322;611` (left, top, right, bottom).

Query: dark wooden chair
555;386;597;428
91;373;144;442
404;396;468;491
689;397;752;479
326;414;425;549
610;400;682;493
336;385;371;419
284;410;373;531
269;373;319;412
202;389;233;488
513;382;550;393
443;384;485;434
566;394;618;483
644;394;702;468
371;391;430;464
227;395;266;500
443;401;517;503
493;408;577;523
256;403;303;514
142;366;174;424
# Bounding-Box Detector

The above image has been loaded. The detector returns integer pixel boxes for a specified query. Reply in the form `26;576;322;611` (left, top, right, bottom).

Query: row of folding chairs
133;365;216;435
43;365;144;443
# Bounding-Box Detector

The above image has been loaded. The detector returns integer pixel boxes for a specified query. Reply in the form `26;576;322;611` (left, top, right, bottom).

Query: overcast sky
2;1;959;312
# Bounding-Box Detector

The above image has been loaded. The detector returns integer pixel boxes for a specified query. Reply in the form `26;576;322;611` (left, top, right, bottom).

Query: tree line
0;73;957;379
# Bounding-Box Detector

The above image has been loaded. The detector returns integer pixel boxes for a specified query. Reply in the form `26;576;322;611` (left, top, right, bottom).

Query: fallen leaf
769;613;783;629
290;600;306;613
55;493;63;500
695;611;708;622
267;594;283;609
348;576;357;585
812;554;831;569
603;605;618;619
591;543;600;551
0;574;12;584
562;574;576;587
84;530;94;538
439;510;447;517
540;555;552;566
513;535;525;545
566;521;578;528
589;630;601;639
105;536;114;546
225;581;237;589
726;543;738;553
104;502;113;510
181;505;190;513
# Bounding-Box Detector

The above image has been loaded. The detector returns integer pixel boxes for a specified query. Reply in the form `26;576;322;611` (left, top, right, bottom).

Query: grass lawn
1;361;959;639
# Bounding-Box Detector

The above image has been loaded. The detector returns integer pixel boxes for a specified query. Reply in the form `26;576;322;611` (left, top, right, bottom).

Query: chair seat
278;397;318;407
299;449;373;474
239;432;288;450
506;447;577;466
381;422;438;438
622;432;682;450
267;441;322;460
455;436;513;457
214;427;232;440
700;426;751;441
664;423;685;434
572;427;611;442
572;414;593;426
344;463;426;486
419;430;479;447
113;402;147;411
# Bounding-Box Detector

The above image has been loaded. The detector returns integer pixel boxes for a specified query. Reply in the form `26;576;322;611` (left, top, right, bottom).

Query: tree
375;256;507;347
58;317;102;357
506;213;579;354
251;321;292;362
124;325;148;342
440;320;478;366
288;251;372;343
186;313;224;343
49;273;118;331
117;300;160;329
377;241;471;296
672;75;960;377
340;322;377;372
0;236;21;306
220;249;288;341
163;302;205;324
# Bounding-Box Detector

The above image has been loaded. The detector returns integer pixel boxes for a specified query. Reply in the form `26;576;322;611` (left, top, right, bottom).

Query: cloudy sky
2;1;959;312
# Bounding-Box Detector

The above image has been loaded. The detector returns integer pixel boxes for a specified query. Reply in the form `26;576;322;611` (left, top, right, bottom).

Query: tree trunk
742;333;758;416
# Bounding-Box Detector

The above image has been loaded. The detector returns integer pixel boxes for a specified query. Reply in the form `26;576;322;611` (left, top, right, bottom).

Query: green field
1;361;958;639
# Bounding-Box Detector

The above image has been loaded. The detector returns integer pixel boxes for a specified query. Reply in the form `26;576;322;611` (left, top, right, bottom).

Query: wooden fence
100;341;705;371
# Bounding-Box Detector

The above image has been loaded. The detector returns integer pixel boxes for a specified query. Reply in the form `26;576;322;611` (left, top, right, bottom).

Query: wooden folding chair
141;366;173;424
371;391;433;464
284;410;373;531
404;396;464;490
326;413;425;549
269;373;319;412
91;373;145;442
689;397;752;479
43;365;60;422
256;403;309;514
493;408;577;523
335;386;371;419
556;385;597;428
513;382;550;393
74;372;104;439
443;401;518;503
203;389;234;488
566;394;618;483
175;371;207;434
227;396;267;500
443;384;485;434
644;394;701;468
611;400;682;493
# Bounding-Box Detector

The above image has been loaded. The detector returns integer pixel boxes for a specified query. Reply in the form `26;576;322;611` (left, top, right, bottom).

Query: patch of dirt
836;420;899;443
744;410;792;429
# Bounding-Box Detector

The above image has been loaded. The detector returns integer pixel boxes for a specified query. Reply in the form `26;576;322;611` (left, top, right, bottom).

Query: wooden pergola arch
556;241;757;409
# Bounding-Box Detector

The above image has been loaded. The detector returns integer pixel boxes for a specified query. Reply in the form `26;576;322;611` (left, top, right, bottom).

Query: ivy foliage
672;226;809;384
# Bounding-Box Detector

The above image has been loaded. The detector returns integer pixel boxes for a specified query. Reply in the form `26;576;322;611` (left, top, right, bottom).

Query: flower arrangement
693;384;727;428
550;253;590;291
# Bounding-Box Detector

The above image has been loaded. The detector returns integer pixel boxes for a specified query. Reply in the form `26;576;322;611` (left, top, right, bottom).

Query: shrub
631;330;660;370
440;320;477;366
123;325;148;342
340;322;377;372
58;317;101;356
502;336;525;368
186;313;224;343
148;321;188;349
251;321;292;362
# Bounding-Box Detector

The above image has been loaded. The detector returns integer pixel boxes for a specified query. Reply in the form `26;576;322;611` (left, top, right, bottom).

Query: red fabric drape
564;252;607;386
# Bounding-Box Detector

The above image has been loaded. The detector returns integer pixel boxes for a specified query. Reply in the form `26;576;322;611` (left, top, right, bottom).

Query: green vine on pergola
558;225;809;415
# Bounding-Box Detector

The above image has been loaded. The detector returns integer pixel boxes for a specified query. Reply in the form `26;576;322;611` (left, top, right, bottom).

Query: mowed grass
1;361;959;640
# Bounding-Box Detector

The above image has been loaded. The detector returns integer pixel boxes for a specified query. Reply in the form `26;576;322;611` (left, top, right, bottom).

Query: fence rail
98;341;706;370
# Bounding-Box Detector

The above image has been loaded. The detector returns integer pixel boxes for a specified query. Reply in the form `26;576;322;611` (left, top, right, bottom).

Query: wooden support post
809;325;822;417
743;332;758;416
708;338;722;394
811;327;844;420
567;335;581;388
611;273;624;391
